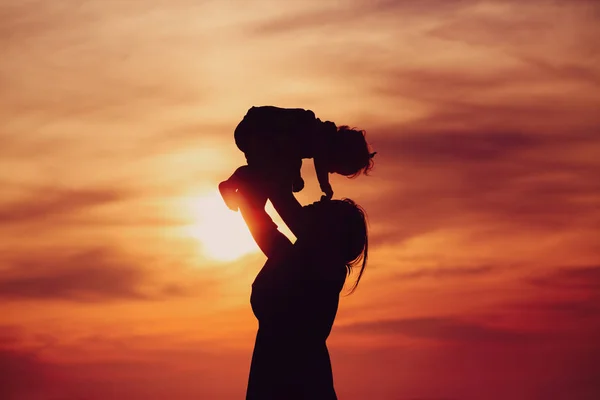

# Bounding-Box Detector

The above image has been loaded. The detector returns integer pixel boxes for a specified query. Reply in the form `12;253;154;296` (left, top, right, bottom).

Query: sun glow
186;190;259;261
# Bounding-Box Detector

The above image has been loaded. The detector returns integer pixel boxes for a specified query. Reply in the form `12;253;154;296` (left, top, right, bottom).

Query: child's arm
314;156;333;200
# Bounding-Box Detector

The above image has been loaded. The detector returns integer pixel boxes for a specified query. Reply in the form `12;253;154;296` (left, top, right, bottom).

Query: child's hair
335;126;376;177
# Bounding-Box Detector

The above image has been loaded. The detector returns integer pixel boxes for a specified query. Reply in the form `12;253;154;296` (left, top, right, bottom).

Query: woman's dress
246;246;346;400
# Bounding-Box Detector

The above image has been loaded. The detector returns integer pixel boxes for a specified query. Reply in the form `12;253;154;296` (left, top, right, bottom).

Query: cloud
427;1;600;57
400;398;458;400
374;129;546;162
354;123;600;249
0;331;251;400
393;265;494;280
506;297;600;329
0;182;199;233
0;1;210;132
0;325;22;346
370;65;600;134
0;133;78;161
528;265;600;290
0;247;195;302
331;336;600;400
0;187;127;226
0;1;598;398
338;316;539;343
516;56;600;87
320;16;600;248
0;347;50;399
249;0;471;35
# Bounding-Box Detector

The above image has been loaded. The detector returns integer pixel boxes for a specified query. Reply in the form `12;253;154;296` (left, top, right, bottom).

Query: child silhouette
219;106;375;211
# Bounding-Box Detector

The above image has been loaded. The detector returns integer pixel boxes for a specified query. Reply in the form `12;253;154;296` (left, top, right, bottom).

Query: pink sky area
1;0;599;399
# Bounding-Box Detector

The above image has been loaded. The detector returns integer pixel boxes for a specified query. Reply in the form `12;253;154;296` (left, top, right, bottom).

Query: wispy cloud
1;0;599;398
0;348;50;399
339;316;541;343
0;187;126;225
393;265;494;281
0;248;198;302
528;265;600;290
357;123;600;250
249;0;471;35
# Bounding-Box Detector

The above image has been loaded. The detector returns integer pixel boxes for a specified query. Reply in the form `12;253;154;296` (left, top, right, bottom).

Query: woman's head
329;126;376;178
304;198;369;293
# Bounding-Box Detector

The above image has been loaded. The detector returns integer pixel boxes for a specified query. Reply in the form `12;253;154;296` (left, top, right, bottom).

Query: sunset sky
1;0;599;399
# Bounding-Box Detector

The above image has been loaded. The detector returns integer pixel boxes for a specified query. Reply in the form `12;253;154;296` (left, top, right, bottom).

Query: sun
185;190;258;261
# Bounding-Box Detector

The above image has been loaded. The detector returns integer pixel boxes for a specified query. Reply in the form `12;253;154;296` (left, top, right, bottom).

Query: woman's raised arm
268;187;307;238
237;185;293;259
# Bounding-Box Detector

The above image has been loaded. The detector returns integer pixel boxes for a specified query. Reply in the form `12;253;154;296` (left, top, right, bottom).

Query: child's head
329;126;376;177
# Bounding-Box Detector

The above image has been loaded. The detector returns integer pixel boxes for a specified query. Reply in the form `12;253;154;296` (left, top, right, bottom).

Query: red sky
1;0;599;399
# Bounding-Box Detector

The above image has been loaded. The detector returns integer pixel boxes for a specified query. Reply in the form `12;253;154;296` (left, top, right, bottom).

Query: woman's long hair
338;198;369;295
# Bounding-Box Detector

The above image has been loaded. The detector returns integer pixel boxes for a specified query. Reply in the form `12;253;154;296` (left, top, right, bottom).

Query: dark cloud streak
0;248;196;302
0;347;49;399
357;123;600;247
0;187;127;225
339;316;540;343
393;265;494;281
528;265;600;291
248;0;470;35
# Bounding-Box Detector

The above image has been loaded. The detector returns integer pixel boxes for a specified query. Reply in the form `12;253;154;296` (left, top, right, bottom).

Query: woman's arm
267;186;307;238
237;185;293;259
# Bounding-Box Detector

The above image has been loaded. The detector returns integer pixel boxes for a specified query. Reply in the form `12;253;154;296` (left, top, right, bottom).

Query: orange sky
1;0;599;399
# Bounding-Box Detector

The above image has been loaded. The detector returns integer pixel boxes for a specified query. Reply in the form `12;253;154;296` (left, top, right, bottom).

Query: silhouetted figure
219;105;375;211
236;178;369;399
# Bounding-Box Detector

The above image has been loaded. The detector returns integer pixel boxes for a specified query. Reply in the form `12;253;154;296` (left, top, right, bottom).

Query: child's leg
222;117;273;210
219;165;270;212
219;166;244;211
226;119;296;208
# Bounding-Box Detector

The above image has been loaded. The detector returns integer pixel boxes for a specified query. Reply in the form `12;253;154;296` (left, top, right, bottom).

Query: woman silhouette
236;179;369;400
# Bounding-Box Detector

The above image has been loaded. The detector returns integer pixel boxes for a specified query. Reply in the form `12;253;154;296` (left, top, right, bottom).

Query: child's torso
242;106;320;159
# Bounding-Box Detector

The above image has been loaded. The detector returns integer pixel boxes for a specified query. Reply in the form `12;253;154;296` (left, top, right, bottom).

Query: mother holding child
220;106;375;399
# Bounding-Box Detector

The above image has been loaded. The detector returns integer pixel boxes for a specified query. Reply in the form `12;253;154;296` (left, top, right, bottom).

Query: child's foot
219;180;239;211
292;176;305;193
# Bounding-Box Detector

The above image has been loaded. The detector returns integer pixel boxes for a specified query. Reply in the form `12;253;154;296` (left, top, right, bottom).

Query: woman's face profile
301;201;347;256
303;200;334;228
